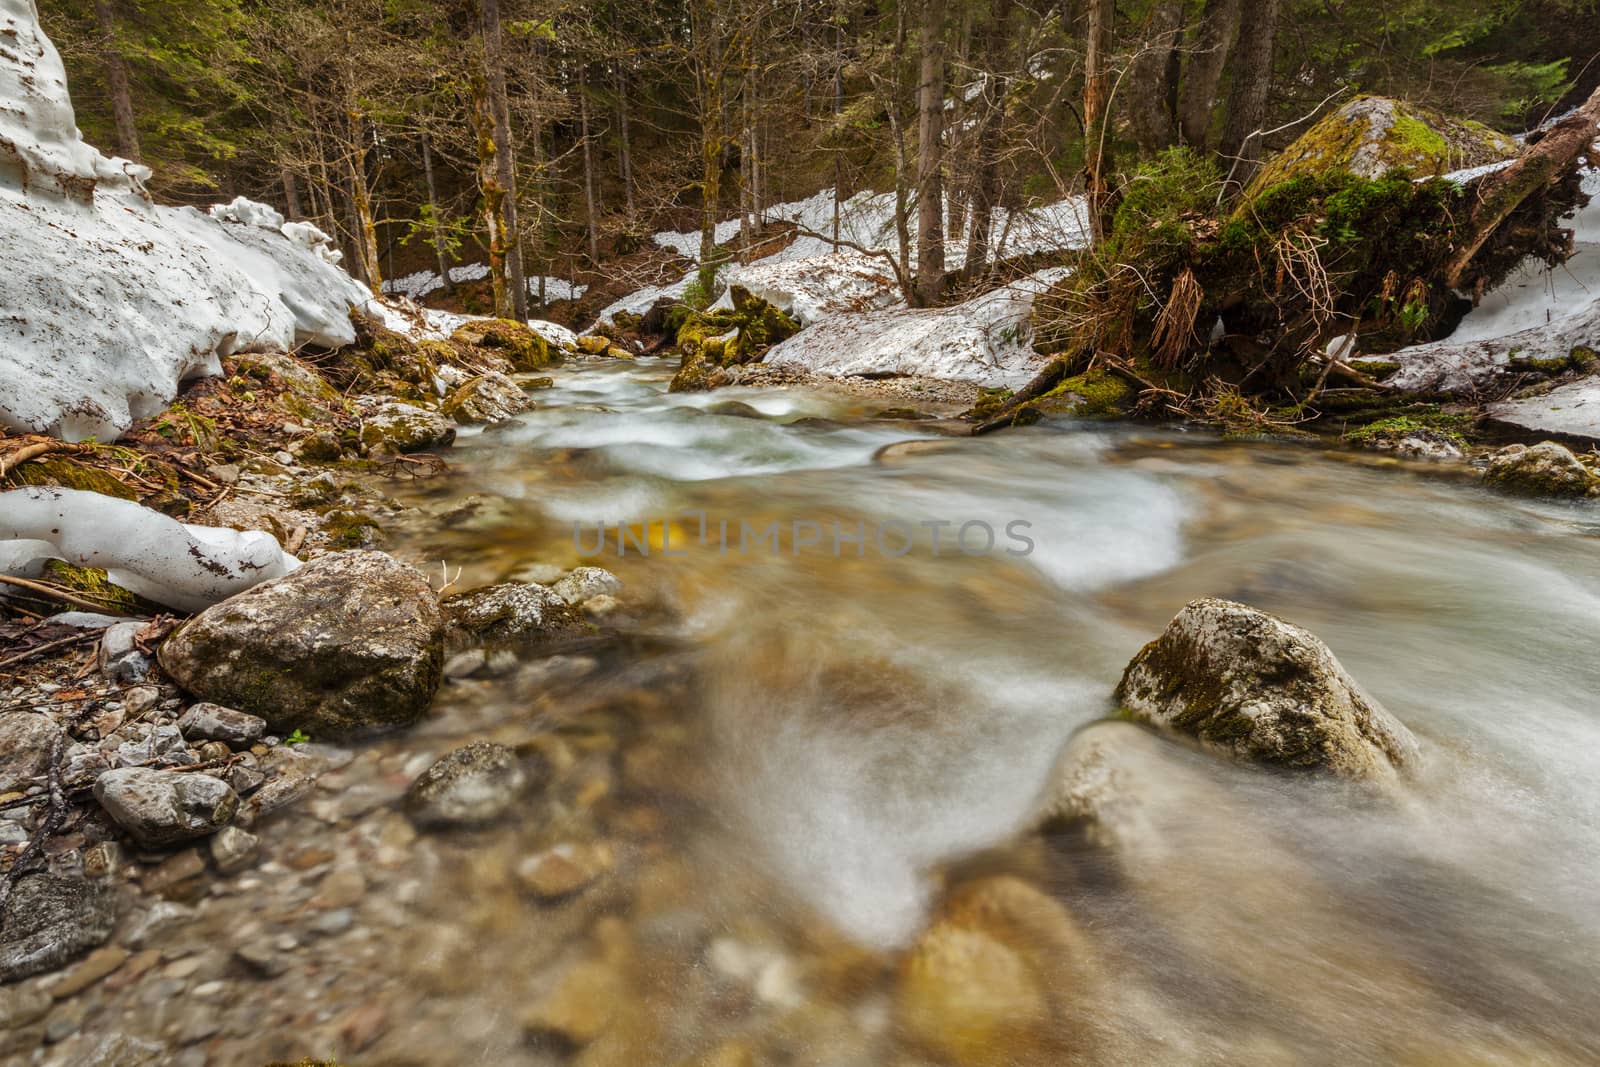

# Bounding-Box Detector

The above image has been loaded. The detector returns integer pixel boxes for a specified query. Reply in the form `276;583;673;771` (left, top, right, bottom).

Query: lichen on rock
1115;597;1419;782
1482;441;1600;497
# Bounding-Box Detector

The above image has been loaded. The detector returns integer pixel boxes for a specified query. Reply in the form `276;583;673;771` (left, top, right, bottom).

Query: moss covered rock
442;581;586;652
8;457;137;500
159;550;446;737
1248;95;1516;195
441;372;533;424
40;560;146;615
1036;368;1135;417
452;319;552;370
1483;441;1600;497
359;402;456;454
1115;598;1419;782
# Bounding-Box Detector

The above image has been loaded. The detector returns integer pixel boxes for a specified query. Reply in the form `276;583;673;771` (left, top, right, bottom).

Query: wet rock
121;901;193;950
1482;441;1600;498
50;945;128;998
359;401;456;454
234;940;289;978
896;914;1049;1066
510;561;566;585
99;621;154;683
1115;598;1418;782
141;848;209;901
581;593;623;620
93;768;238;848
1391;430;1465;461
551;566;622;606
404;741;528;830
207;825;260;874
515;842;615;901
443;649;487;679
442;372;533;424
0;875;118;982
0;984;52;1029
238;770;316;826
0;711;60;791
159;550;446;737
443;581;585;652
522;918;630;1047
177;703;266;746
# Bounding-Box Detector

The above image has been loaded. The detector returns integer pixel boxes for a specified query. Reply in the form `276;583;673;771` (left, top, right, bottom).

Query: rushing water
191;358;1600;1064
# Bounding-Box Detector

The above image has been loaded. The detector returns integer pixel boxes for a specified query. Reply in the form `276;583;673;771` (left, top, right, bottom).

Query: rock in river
441;371;533;424
443;581;585;651
359;401;456;454
93;767;238;848
160;550;446;737
405;742;528;830
0;875;118;982
1115;598;1418;782
1482;441;1600;498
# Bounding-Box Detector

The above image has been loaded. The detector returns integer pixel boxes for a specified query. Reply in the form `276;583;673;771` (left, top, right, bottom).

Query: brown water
56;358;1600;1065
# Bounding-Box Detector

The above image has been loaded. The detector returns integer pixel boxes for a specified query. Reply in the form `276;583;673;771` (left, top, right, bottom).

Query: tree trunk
832;17;844;244
964;0;1014;278
1217;0;1281;180
344;112;381;296
480;0;528;321
579;66;601;266
421;133;452;293
92;0;141;163
1083;0;1114;241
1177;0;1241;149
1125;1;1183;152
915;0;947;306
280;165;303;221
1444;84;1600;290
616;68;636;218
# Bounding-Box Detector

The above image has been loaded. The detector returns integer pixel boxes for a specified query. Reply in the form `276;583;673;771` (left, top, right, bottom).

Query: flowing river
161;358;1600;1064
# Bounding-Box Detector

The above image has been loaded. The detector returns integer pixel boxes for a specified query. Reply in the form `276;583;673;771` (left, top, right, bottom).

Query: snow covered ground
0;0;373;441
383;264;588;304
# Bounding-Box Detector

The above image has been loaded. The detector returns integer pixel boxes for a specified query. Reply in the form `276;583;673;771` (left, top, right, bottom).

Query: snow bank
1;487;299;612
0;0;372;441
762;268;1072;387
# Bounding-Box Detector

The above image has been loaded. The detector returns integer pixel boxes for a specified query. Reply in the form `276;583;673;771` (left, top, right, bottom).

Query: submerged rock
0;875;118;982
160;550;446;736
443;581;586;651
1114;598;1418;782
405;741;529;830
359;401;456;454
93;767;238;848
550;566;622;606
1482;441;1600;498
441;371;533;424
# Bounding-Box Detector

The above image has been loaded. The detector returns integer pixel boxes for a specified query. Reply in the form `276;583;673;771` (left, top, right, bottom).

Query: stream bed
43;358;1600;1065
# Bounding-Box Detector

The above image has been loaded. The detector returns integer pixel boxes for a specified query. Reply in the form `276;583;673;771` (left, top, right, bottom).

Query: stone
121;901;193;950
359;401;456;454
1248;95;1516;194
575;333;612;355
113;723;189;768
896;917;1049;1067
442;582;585;652
142;848;208;900
522;920;630;1047
441;372;534;424
208;825;260;875
0;711;60;792
404;742;528;830
50;946;128;998
1487;376;1600;443
1390;430;1465;461
581;594;622;620
550;566;622;606
515;842;615;901
0;875;117;982
159;550;446;737
443;649;487;679
1115;598;1419;782
99;622;154;684
93;768;238;848
509;561;566;585
177;703;266;746
234;940;289;978
1482;441;1600;498
0;984;52;1029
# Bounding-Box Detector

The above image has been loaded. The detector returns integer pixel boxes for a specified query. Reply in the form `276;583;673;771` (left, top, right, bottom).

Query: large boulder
450;319;553;370
1114;598;1418;782
359;401;455;454
159;550;446;736
1482;441;1600;498
1248;96;1516;194
93;767;237;848
441;371;533;424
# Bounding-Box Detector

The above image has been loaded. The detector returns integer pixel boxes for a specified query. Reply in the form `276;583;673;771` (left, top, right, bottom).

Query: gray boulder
443;581;585;652
159;550;445;737
0;875;118;981
1115;598;1418;782
177;703;266;746
405;742;528;830
441;372;533;424
360;401;456;454
0;711;60;792
1482;441;1600;498
93;767;238;848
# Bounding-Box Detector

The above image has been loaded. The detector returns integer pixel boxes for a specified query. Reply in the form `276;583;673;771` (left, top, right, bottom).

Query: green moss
1343;412;1473;448
319;509;383;548
450;319;552;370
8;457;138;500
1385;115;1449;163
1041;369;1135;416
968;387;1015;422
39;560;146;615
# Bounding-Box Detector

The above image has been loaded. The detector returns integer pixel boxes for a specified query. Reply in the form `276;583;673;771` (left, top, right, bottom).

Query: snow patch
382;264;587;303
1;487;299;613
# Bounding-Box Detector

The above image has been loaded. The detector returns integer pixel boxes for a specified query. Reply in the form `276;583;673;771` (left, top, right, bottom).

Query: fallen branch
0;573;127;615
0;630;99;671
0;439;93;480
